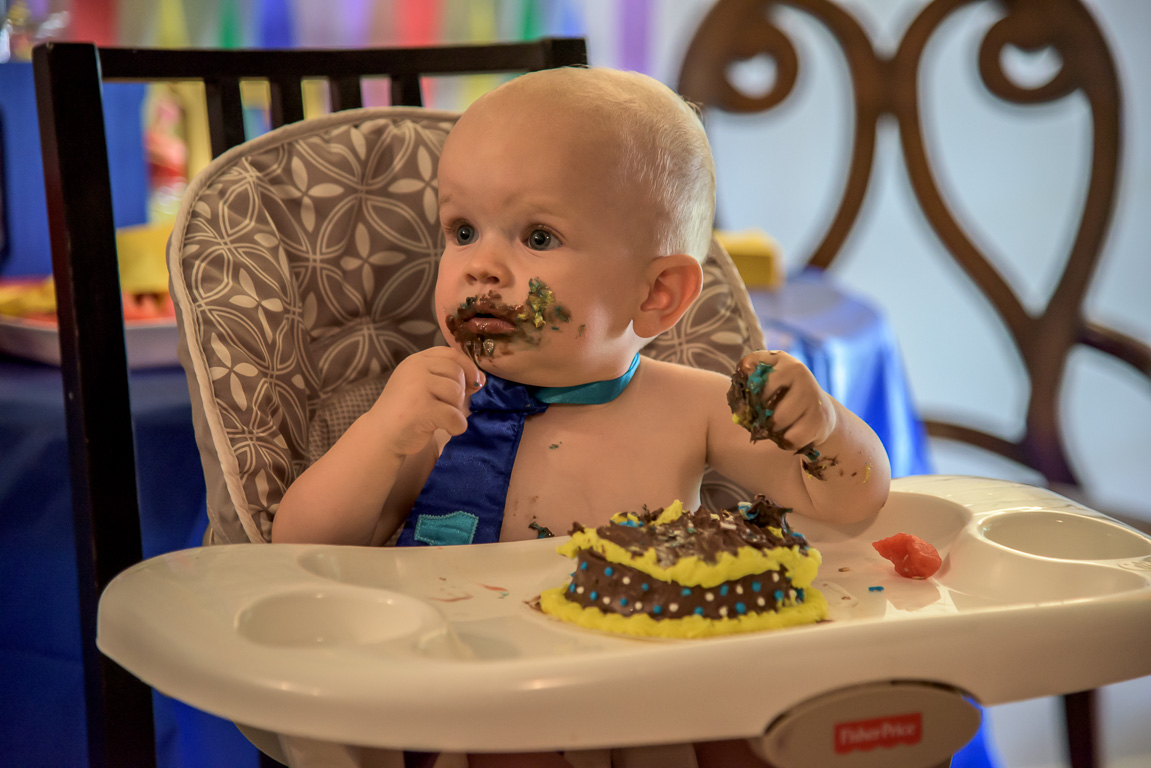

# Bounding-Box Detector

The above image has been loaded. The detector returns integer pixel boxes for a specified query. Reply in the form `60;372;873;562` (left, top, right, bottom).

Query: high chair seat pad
170;106;765;545
171;107;459;543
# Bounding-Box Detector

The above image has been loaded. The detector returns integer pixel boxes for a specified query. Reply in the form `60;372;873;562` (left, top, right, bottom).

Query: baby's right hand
370;347;486;457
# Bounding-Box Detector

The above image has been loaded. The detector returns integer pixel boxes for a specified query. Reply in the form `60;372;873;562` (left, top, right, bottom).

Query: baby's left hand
736;350;837;453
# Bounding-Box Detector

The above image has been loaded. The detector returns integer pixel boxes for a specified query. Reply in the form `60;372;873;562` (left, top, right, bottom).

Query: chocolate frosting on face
578;496;808;570
446;278;570;362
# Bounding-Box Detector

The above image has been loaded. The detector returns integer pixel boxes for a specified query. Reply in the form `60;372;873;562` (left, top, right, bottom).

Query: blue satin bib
395;354;641;547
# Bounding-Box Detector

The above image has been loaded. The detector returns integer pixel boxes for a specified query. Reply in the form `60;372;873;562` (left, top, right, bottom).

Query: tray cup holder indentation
980;511;1151;560
237;590;446;648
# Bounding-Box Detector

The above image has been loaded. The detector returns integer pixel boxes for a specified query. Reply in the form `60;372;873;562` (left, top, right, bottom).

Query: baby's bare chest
498;403;707;541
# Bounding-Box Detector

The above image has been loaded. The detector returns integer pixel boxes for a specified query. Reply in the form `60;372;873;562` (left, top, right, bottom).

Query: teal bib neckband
532;353;641;405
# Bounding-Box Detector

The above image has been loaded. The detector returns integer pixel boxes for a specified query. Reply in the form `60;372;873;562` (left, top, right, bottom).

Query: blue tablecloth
0;356;258;767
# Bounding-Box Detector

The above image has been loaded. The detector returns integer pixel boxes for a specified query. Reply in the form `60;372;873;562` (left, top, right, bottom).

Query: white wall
597;0;1149;519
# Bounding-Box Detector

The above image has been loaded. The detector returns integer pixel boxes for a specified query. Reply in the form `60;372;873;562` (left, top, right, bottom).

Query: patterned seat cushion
170;107;764;544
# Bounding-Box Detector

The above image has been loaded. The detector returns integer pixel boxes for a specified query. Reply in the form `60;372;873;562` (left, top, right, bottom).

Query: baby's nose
464;243;511;285
466;265;502;285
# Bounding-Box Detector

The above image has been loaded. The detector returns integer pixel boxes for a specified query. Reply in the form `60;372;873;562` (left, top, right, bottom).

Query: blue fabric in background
0;62;148;277
0;359;257;767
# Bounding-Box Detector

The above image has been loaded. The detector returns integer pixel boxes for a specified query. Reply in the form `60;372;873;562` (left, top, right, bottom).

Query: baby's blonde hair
476;67;716;263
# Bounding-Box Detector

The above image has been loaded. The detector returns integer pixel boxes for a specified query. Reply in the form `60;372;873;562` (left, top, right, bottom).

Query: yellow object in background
0;222;173;318
116;221;174;294
714;228;785;290
0;278;56;317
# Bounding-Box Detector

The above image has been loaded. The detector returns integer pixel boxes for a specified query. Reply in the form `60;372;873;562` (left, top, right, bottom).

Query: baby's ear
633;254;704;339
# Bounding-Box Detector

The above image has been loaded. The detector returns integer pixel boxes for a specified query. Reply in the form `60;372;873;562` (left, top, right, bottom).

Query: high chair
33;37;587;768
162;100;770;765
678;1;1151;766
94;65;1151;768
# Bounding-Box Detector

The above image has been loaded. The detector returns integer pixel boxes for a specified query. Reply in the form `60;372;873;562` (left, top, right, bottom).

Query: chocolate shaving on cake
595;496;807;569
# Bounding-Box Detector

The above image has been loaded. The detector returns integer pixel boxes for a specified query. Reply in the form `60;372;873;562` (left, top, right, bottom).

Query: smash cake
538;497;827;638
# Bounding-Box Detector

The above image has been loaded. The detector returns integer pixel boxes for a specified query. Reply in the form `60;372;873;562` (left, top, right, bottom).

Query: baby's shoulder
635;356;730;392
627;357;730;413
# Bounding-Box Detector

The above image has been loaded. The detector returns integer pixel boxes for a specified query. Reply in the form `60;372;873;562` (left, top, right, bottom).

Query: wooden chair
678;2;1149;767
33;37;586;768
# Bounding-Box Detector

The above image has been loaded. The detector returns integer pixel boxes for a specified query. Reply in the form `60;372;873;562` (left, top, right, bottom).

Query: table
749;268;934;479
0;356;259;767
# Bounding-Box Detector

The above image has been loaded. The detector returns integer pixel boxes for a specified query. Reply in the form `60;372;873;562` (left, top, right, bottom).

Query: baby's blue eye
527;229;559;251
454;224;476;245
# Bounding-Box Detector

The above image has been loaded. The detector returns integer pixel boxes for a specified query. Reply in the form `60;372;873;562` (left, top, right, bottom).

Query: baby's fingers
738;350;782;375
422;347;487;390
777;400;834;453
423;371;471;414
427;400;470;437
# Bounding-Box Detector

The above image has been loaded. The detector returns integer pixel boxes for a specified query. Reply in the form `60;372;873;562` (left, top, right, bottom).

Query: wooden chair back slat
329;75;363;111
270;75;306;127
204;75;246;155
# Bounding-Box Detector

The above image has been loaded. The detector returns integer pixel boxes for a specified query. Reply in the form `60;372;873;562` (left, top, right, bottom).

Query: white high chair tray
98;476;1151;752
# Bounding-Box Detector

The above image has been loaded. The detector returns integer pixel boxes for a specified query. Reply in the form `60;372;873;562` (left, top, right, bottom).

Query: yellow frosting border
539;585;828;639
556;500;821;589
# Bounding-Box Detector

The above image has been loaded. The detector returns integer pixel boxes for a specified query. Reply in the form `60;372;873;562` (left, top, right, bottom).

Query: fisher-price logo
834;712;922;754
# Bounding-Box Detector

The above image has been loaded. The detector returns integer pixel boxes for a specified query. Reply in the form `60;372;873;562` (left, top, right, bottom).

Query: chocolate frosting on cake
540;497;828;638
564;549;801;621
575;496;808;568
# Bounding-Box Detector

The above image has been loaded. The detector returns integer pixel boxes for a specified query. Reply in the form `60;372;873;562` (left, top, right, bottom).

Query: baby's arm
708;351;890;524
272;347;485;545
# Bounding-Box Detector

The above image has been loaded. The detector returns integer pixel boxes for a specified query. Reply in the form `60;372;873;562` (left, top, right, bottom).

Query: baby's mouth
446;294;524;361
447;295;521;336
463;315;517;335
445;280;570;362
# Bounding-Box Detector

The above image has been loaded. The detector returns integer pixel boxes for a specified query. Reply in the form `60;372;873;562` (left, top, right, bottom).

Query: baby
274;67;891;766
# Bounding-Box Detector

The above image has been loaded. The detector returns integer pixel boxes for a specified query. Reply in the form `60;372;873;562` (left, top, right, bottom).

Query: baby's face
434;91;655;386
